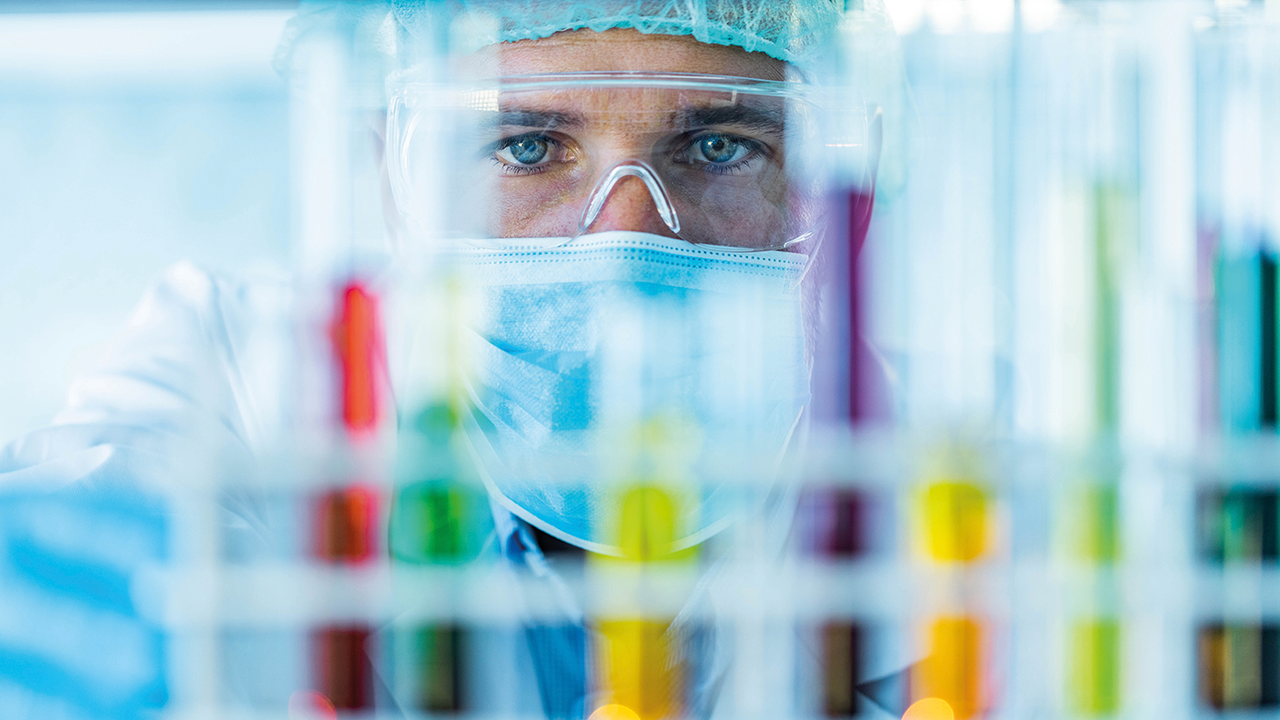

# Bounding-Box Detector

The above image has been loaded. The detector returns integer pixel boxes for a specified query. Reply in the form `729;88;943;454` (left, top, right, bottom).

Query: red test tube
331;281;383;436
314;485;378;564
314;625;374;711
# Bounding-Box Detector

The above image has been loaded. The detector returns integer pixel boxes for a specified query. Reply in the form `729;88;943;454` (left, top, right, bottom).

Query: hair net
274;0;913;200
391;0;842;68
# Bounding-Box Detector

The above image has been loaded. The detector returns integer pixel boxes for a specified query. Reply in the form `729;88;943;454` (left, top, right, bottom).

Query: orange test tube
913;616;986;719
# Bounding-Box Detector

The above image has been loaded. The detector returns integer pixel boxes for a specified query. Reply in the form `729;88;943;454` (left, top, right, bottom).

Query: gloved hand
0;425;170;720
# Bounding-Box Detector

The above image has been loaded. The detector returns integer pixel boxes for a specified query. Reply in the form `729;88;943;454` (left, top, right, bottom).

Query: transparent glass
387;72;853;253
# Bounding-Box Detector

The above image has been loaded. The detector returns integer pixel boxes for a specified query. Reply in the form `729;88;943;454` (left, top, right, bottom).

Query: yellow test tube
613;484;701;563
919;481;989;563
597;619;677;720
592;483;693;720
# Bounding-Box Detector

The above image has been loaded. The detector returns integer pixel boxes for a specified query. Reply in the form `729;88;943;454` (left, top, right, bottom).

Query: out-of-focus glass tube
808;72;878;427
331;281;383;436
910;445;991;719
288;14;393;714
1195;16;1280;714
385;176;492;718
1199;22;1280;437
590;302;705;720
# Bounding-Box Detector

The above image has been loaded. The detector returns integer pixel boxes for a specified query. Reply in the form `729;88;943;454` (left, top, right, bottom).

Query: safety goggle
387;72;869;254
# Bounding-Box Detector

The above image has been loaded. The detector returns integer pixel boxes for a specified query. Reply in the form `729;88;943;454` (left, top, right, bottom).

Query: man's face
453;29;799;248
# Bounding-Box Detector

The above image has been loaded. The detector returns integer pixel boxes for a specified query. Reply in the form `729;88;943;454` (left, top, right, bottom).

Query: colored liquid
801;488;872;559
1263;254;1278;427
315;486;377;563
332;281;382;435
415;624;465;712
1069;619;1121;715
821;622;864;716
1198;488;1280;563
1199;624;1280;709
616;485;688;563
597;619;677;720
844;188;877;424
1092;185;1128;433
913;617;984;720
812;187;877;425
921;482;989;563
314;625;373;710
1074;485;1120;564
389;482;484;565
1217;251;1280;432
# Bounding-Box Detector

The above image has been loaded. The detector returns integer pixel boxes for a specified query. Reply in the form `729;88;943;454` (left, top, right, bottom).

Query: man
0;2;894;718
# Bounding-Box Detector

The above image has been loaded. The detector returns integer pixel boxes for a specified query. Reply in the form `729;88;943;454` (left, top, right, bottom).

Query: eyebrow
490;109;586;130
478;105;787;136
675;106;786;134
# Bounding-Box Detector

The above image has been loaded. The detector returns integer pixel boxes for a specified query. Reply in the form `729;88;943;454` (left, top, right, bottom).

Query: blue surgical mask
451;231;810;555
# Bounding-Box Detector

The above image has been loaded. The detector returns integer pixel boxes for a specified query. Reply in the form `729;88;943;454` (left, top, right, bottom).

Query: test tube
1198;623;1280;710
588;299;717;720
314;625;374;711
309;281;386;712
809;89;880;428
1195;18;1280;716
821;622;866;716
331;281;382;437
384;244;498;714
593;472;690;720
911;450;993;719
213;15;393;715
292;16;393;712
314;281;385;567
1198;21;1280;436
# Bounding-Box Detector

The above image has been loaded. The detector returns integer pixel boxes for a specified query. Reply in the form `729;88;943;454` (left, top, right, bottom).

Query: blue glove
0;427;170;720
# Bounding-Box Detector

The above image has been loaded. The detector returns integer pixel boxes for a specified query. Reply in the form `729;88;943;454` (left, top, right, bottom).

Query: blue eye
497;136;550;166
692;134;751;165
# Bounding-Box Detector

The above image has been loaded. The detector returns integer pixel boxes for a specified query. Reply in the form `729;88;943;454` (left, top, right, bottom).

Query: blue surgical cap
392;0;843;67
276;1;862;77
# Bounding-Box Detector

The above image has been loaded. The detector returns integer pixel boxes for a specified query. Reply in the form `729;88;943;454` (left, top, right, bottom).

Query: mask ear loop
577;160;682;237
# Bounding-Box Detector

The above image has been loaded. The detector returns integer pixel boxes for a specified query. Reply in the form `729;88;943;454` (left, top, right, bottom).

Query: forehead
460;27;788;80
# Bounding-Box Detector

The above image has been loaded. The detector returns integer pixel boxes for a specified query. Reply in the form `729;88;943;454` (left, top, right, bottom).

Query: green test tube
1075;484;1120;564
1069;619;1121;715
390;402;489;564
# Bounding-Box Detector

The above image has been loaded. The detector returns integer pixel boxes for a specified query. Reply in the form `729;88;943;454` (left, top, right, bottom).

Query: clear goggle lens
388;73;858;253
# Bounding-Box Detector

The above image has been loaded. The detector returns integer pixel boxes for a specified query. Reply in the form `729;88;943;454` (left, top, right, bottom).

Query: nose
578;161;681;238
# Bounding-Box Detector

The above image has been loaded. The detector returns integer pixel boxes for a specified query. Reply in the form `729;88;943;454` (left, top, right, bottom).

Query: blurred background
0;3;295;442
